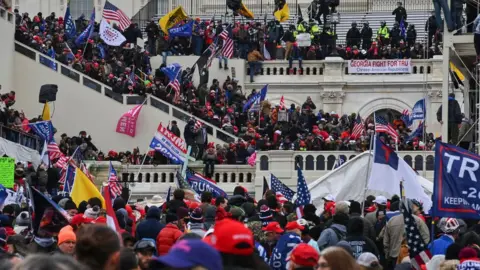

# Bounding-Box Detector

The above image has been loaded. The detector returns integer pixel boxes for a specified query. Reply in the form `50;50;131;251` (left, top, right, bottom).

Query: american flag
194;119;203;132
168;79;181;103
102;0;131;31
271;174;295;201
47;141;64;160
375;115;399;141
402;200;431;268
279;95;285;110
61;164;76;192
206;42;221;67
81;162;95;182
108;161;122;198
294;166;311;218
55;156;69;170
351;115;365;139
219;28;234;59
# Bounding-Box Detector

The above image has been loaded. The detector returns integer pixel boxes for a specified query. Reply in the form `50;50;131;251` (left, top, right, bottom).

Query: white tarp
0;137;41;168
308;152;433;212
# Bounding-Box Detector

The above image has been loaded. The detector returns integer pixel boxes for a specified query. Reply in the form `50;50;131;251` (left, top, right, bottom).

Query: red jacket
156;223;183;255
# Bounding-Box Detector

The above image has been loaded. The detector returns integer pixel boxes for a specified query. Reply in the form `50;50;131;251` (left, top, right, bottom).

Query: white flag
40;140;49;167
99;19;126;46
368;136;432;213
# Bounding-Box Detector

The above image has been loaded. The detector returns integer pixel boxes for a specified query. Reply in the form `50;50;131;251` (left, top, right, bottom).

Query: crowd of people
0;185;479;270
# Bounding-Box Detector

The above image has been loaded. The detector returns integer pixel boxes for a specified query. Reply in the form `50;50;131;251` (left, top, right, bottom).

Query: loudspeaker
39;84;58;103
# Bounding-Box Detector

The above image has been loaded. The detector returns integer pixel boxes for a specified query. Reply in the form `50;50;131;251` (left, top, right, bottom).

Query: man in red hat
270;221;303;270
287;243;320;270
261;221;284;260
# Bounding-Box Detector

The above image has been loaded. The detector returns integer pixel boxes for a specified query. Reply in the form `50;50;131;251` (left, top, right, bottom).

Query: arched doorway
367;109;402;123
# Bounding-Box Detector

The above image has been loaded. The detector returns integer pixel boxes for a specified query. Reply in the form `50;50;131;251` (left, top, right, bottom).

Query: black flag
263;176;270;196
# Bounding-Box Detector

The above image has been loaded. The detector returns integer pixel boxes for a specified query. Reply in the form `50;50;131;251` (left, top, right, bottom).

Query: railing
0;125;41;151
13;41;239;144
249;58;439;77
147;0;432;16
258;150;435;179
87;161;255;197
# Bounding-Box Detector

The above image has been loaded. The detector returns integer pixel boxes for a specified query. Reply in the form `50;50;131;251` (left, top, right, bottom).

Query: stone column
427;90;443;136
323;57;345;82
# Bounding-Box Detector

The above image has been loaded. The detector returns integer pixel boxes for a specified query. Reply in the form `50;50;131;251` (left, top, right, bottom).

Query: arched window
426;155;434;171
327;155;336;170
260;155;269;171
306;155;314;170
414;155;423;171
316;155;325;170
403;155;412;167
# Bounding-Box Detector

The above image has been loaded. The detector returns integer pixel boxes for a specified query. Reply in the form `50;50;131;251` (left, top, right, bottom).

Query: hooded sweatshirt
317;223;347;250
135;206;165;240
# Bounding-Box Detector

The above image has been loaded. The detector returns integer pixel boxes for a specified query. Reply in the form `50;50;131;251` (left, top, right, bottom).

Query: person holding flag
75;8;95;47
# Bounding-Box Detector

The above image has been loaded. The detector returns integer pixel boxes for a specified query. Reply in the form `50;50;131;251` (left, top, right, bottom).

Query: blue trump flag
64;0;76;40
75;8;95;46
29;121;54;143
0;184;7;207
161;63;182;82
406;122;424;143
243;84;268;112
186;168;228;198
433;141;480;219
400;19;406;38
168;21;193;38
98;43;106;59
411;98;426;121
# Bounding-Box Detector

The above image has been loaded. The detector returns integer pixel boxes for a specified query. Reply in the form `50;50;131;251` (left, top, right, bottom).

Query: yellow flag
238;2;254;19
159;6;188;34
42;103;51;121
274;3;290;22
71;168;105;209
449;62;465;81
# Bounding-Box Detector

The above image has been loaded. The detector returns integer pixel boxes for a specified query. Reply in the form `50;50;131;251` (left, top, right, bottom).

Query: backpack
330;227;346;242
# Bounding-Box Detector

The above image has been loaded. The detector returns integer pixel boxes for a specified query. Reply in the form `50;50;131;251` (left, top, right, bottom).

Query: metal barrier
0;125;41;151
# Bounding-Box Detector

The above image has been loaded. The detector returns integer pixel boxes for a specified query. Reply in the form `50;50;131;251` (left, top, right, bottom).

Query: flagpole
361;134;375;216
59;146;81;174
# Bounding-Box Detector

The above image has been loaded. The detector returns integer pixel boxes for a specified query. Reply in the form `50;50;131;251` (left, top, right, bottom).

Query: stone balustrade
87;150;434;200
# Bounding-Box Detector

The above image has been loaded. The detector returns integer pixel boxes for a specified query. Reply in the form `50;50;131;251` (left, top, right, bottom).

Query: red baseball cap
212;219;254;256
288;243;320;267
262;222;284;234
285;221;305;231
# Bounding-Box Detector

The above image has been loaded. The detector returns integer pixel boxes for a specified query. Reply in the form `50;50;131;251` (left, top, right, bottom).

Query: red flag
103;185;121;232
116;103;144;137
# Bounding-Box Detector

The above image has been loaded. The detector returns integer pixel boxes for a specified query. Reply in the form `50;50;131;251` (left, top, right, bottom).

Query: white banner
348;59;412;74
296;33;311;47
99;19;126;46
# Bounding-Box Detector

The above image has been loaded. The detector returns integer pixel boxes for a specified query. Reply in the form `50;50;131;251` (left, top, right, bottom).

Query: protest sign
348;59;412;74
0;158;15;188
296;33;311;47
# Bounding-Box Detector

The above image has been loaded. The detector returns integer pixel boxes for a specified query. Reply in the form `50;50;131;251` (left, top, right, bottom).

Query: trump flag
150;123;187;164
116;103;144;137
368;136;432;212
433;141;480;219
99;19;126;46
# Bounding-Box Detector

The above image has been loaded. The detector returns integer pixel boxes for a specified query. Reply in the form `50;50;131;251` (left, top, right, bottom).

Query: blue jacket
428;234;454;256
135;207;165;240
269;232;302;270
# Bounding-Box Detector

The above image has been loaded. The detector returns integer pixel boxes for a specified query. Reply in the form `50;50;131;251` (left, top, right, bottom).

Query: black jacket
346;28;361;46
169;125;181;138
437;99;463;124
345;234;379;259
392;6;407;22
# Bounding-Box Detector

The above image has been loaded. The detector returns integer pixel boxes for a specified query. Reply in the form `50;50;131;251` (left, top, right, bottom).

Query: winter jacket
459;119;474;142
228;195;247;207
383;214;429;258
166;199;188;215
269;232;302;270
345;234;379;259
428;234;454;256
135;208;165;241
317;223;347;250
156;223;183;255
436;98;462;124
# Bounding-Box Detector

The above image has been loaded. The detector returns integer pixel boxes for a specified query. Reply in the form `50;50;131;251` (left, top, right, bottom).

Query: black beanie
348;200;362;215
64;200;77;211
113;197;126;212
78;201;88;214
